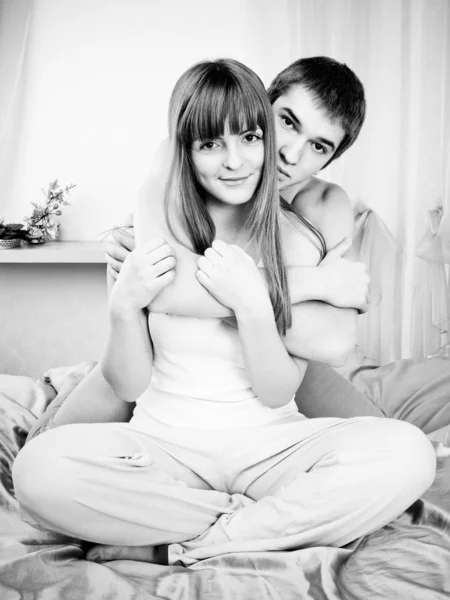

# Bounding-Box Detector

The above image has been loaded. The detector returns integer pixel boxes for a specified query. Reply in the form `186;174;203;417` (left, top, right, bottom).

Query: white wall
5;0;440;242
0;263;108;377
3;0;296;240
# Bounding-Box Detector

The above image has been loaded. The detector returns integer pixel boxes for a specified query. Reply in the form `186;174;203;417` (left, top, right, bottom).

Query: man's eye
312;142;326;155
281;116;294;129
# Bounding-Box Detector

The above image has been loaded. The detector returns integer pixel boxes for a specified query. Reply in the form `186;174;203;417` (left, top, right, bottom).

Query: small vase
27;228;47;244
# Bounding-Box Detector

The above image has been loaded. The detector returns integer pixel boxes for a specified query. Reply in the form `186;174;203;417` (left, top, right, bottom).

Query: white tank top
131;313;298;429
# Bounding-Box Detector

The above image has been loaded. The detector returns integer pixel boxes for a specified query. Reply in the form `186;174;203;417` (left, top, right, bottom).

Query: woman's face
190;122;264;207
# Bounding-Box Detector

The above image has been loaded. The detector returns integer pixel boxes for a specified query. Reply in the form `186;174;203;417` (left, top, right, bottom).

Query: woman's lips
219;175;250;186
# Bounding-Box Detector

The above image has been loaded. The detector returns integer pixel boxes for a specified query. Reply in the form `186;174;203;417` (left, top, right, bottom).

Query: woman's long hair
164;58;292;334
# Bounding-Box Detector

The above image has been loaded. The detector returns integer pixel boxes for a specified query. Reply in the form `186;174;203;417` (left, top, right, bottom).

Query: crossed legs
13;417;436;566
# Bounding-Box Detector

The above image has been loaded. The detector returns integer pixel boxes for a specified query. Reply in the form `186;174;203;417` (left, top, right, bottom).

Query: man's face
272;84;346;191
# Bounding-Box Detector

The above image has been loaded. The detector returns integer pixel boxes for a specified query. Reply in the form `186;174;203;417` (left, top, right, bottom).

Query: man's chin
278;179;294;192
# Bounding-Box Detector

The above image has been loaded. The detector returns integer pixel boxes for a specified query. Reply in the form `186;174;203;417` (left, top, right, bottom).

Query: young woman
13;59;435;567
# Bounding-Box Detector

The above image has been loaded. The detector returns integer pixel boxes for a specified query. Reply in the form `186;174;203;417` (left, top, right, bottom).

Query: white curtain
0;0;32;215
1;0;449;363
352;205;400;365
412;206;450;359
290;0;450;362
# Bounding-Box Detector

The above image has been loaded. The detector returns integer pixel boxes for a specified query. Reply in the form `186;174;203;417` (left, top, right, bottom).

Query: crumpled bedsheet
1;369;450;600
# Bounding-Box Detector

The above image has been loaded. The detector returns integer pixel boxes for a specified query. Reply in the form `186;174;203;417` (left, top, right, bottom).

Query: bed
1;364;450;599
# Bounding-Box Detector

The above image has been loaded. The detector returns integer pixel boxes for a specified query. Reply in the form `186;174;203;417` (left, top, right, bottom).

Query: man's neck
279;175;320;204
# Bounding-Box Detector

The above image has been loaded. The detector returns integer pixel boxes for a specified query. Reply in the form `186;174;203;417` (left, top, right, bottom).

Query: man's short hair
267;56;366;164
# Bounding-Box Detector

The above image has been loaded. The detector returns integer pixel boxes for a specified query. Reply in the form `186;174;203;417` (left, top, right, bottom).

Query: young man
93;55;450;431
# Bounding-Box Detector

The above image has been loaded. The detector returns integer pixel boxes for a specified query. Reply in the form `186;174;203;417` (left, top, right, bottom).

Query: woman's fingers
211;239;232;257
204;247;223;266
148;243;175;265
152;256;176;277
196;268;211;289
134;239;174;265
197;256;214;276
153;268;175;290
140;237;167;254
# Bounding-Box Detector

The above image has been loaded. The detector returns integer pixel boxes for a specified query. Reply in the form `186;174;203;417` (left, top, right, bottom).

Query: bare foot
86;544;167;564
44;361;96;392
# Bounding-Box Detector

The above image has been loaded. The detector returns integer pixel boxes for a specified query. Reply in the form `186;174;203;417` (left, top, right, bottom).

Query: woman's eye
243;133;261;143
312;142;326;155
199;141;218;150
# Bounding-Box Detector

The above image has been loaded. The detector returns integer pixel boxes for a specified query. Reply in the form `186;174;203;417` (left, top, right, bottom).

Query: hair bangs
178;73;265;146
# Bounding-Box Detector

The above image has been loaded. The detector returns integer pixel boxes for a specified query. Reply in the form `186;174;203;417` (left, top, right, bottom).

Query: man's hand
318;238;370;313
105;227;136;281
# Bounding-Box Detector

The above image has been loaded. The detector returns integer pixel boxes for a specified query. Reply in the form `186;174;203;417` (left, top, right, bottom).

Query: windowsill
0;241;107;264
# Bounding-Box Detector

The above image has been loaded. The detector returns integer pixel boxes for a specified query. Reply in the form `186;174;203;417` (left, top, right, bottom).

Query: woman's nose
223;145;244;170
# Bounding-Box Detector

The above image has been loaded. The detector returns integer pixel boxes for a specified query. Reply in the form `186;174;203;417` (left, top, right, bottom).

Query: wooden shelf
0;241;107;264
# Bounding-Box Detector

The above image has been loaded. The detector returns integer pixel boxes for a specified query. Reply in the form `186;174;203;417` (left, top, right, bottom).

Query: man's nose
280;138;306;165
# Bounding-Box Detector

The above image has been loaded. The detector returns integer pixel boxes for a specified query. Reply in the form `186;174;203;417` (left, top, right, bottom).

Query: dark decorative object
0;180;76;248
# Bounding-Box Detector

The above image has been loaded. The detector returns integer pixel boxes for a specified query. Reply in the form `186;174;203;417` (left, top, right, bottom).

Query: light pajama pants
12;414;436;566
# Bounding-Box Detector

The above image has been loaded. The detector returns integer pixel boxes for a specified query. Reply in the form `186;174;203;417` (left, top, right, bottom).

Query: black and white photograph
1;1;450;598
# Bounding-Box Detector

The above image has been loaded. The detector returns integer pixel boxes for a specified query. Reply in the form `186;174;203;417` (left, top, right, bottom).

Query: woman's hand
109;238;175;316
196;240;270;315
318;238;370;312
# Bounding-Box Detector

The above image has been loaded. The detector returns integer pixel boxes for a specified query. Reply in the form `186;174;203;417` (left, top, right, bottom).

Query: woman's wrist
109;300;141;322
235;298;274;324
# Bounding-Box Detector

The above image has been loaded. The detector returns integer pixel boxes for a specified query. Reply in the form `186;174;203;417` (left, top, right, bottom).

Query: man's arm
284;301;357;367
287;238;368;310
284;183;360;366
108;222;367;319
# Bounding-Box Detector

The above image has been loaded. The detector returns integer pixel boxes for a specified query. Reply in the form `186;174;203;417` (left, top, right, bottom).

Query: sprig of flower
24;179;76;243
